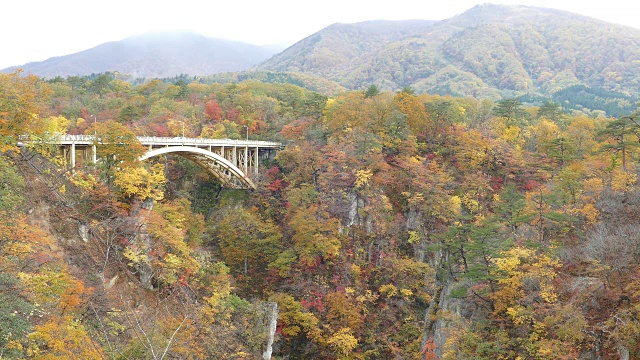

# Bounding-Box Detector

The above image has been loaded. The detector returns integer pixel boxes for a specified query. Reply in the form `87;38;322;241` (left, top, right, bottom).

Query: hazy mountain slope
257;4;640;99
3;31;284;78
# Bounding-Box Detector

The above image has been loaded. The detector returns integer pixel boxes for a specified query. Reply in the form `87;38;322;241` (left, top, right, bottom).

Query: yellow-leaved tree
288;204;342;267
114;163;166;201
0;70;49;151
489;247;566;357
87;120;145;189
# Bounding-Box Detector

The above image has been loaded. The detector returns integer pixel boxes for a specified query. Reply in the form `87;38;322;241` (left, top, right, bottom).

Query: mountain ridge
4;4;640;104
2;31;285;79
258;4;640;100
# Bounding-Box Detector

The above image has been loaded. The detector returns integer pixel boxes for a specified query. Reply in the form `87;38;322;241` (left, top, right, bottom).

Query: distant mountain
2;31;284;79
257;5;640;101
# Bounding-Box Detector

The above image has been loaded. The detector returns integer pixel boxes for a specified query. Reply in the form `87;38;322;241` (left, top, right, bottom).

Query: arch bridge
52;135;282;189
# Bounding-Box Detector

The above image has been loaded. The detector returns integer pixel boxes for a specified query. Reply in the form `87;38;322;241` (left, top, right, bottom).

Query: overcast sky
2;0;640;70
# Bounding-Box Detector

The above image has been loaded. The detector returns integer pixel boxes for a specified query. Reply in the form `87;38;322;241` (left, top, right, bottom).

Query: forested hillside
1;69;640;359
258;4;640;114
254;20;436;80
200;70;349;97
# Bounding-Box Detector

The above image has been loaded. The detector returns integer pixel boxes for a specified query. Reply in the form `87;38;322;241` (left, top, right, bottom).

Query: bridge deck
45;134;282;149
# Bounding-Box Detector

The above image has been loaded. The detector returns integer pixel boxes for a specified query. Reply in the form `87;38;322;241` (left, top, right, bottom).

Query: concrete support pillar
70;142;76;169
221;145;225;160
254;146;259;177
244;145;248;174
92;145;97;164
232;146;237;167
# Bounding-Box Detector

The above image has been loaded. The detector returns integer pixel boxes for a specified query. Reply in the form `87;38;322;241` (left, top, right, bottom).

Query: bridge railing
20;134;282;148
18;134;94;143
135;136;282;148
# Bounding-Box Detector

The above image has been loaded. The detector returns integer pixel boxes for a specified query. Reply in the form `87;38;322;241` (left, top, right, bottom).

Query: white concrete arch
140;146;255;189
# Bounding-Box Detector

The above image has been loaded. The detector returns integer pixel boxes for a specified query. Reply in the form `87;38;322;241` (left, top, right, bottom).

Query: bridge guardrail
19;134;282;148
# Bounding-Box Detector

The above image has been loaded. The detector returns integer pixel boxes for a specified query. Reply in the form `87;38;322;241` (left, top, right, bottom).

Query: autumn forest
1;65;639;360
